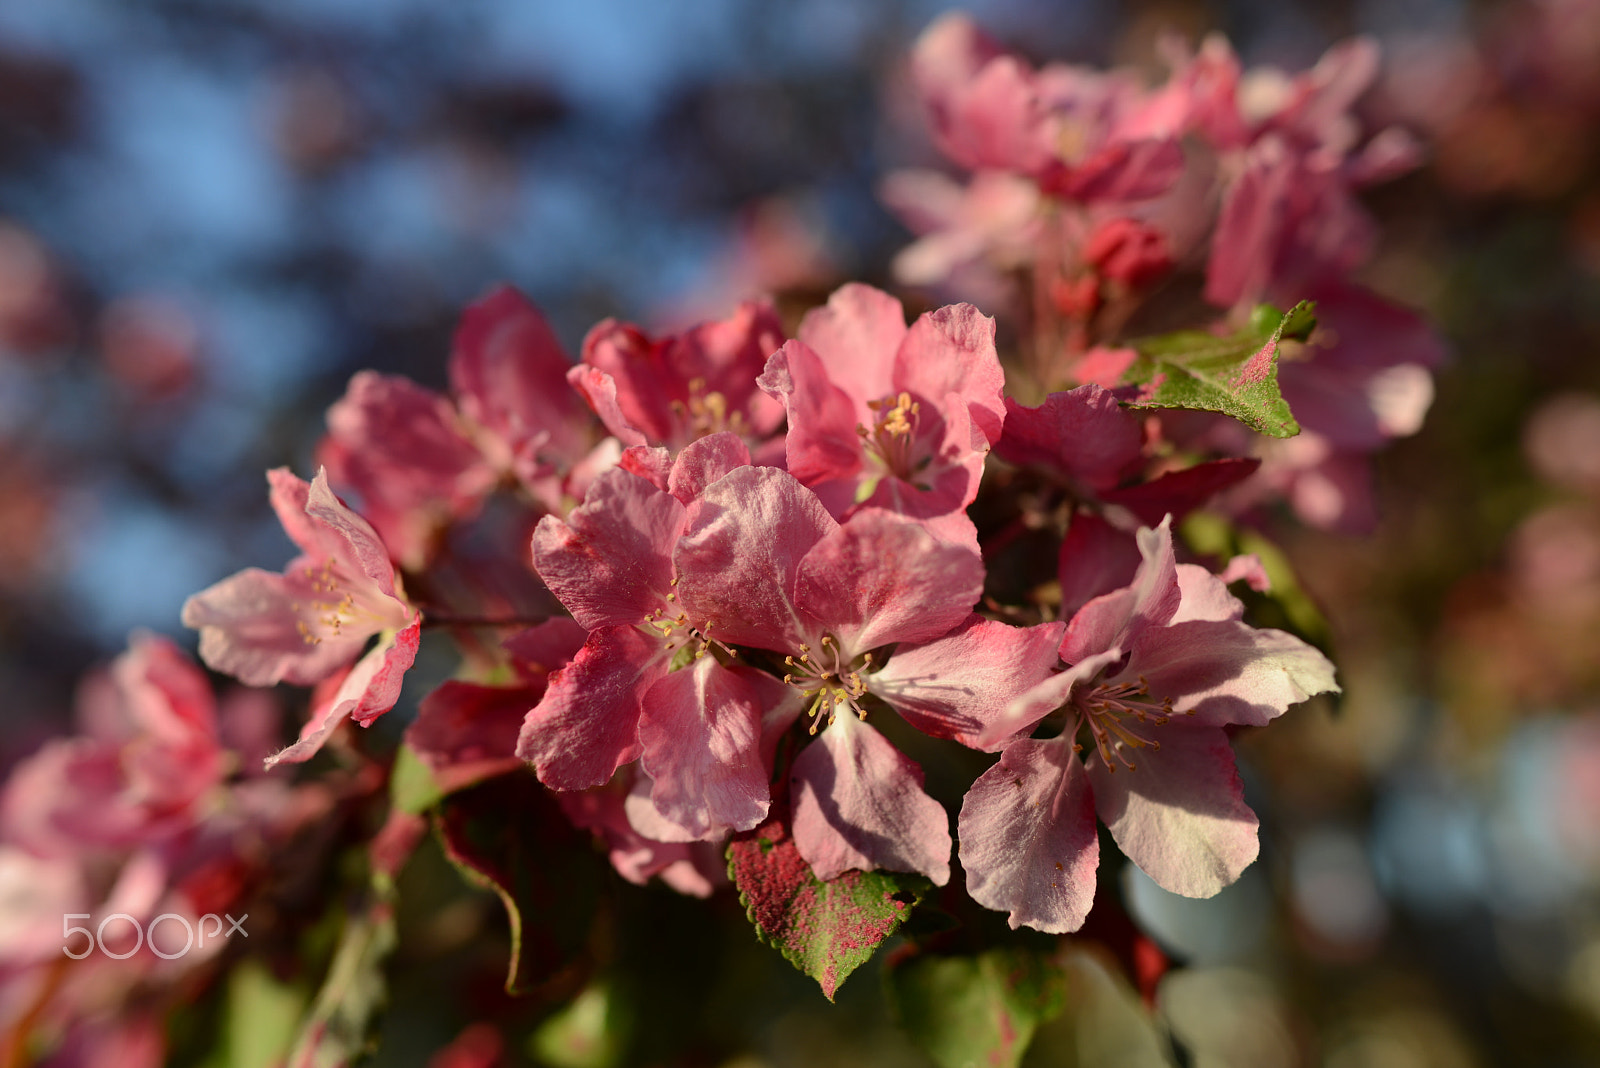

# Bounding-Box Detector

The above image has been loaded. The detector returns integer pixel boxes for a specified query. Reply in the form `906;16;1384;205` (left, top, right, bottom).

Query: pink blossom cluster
884;14;1447;531
0;634;332;1064
172;267;1337;937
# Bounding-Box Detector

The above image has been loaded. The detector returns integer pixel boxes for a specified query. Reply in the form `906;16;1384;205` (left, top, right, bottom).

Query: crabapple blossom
181;467;421;765
959;518;1338;932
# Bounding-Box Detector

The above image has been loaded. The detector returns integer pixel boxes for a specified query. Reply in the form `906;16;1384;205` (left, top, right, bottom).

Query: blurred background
3;0;1600;1064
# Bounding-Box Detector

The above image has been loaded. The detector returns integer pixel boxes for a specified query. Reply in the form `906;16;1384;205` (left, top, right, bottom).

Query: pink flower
910;14;1183;201
1175;37;1423;307
1;633;234;857
566;300;787;453
517;433;777;845
958;518;1337;932
673;466;1062;885
182;467;421;766
318;371;499;570
880;168;1042;293
757;283;1004;527
450;286;596;497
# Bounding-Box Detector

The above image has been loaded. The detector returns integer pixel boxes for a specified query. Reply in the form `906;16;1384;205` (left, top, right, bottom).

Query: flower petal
667;431;751;505
958;737;1099;932
790;711;951;885
1131;620;1338;727
266;619;420;768
757;340;865;486
182;566;367;687
870;615;1065;750
674;466;837;651
794;509;983;653
531;469;686;630
516;626;667;790
893;303;1005;444
796;283;906;412
638;656;769;838
1086;725;1258;898
1059;518;1180;664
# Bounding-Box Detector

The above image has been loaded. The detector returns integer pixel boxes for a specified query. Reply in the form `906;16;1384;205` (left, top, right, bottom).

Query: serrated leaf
1124;302;1314;438
436;773;599;995
727;819;928;1000
884;947;1066;1068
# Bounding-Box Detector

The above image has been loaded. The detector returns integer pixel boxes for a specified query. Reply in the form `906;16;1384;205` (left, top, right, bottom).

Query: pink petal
790;711;951;884
1059;519;1181;665
893;303;1005;445
1217;554;1271;592
638;656;769;838
1057;137;1185;202
870;616;1065;750
674;466;837;651
977;647;1123;751
757;341;865;486
567;364;649;448
182;566;367;687
319;371;495;569
667;431;751;504
406;679;534;794
617;444;672;490
1086;725;1259;897
266;619;421;768
1130;619;1338;727
501;617;588;674
994;387;1142;492
1171;563;1246;624
450;285;587;465
303;467;407;602
796;283;906;412
1057;512;1142;619
794;509;983;653
557;777;718;894
515;626;667;789
266;466;321;558
958;737;1099;932
530;469;686;630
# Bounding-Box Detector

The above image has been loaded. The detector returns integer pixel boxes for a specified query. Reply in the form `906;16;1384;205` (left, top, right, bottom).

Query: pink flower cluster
885;14;1446;531
171;266;1337;935
0;634;331;1062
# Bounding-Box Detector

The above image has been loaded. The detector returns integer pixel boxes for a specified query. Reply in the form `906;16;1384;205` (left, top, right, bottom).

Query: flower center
1073;676;1177;773
291;557;382;645
782;634;873;734
642;579;736;663
857;391;926;483
670;377;747;440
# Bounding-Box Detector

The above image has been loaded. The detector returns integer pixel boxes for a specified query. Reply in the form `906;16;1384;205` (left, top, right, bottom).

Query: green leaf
1124;302;1314;438
435;773;600;995
284;898;397;1068
884;947;1066;1068
195;961;308;1068
726;820;928;1000
530;981;629;1068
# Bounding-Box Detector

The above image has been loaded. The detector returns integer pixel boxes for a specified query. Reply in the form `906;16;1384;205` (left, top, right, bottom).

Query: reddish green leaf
727;818;928;1000
1124;302;1315;438
435;773;600;995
